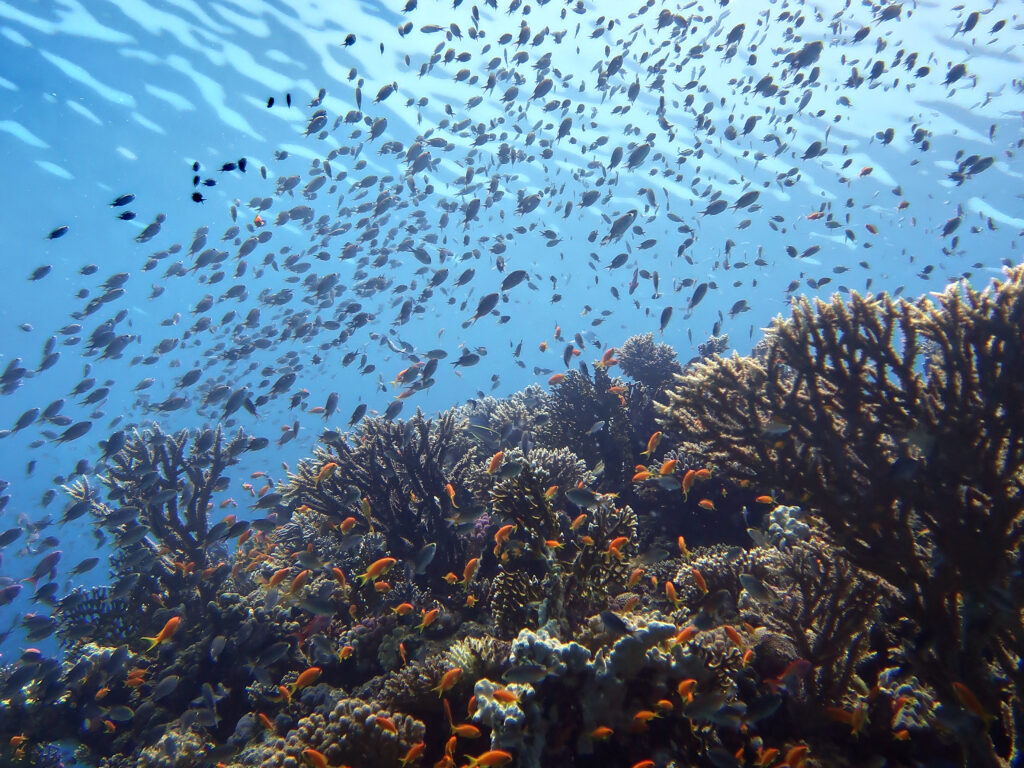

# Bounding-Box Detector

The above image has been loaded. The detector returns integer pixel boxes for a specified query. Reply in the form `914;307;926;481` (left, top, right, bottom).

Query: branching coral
658;268;1024;767
70;425;250;602
282;409;475;579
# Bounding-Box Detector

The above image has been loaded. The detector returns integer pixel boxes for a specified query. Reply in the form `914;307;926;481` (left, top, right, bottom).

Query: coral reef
659;267;1024;767
6;270;1023;768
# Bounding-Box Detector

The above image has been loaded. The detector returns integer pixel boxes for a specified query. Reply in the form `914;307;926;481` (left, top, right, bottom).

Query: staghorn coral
92;425;250;573
617;332;684;390
658;268;1024;767
282;409;475;579
535;366;644;488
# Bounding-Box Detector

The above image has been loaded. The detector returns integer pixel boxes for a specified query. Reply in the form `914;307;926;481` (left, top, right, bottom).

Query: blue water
0;0;1020;689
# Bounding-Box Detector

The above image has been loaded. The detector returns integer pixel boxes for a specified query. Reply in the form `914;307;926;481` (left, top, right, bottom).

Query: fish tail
141;636;159;652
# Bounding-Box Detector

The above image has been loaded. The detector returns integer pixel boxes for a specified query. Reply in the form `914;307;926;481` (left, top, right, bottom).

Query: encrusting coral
658;265;1024;767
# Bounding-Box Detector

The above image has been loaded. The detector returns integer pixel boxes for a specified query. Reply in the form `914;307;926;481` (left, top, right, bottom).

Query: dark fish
0;527;21;547
349;403;367;426
502;663;551;684
599;610;632;635
109;194;135;207
46;226;69;239
69;557;100;575
469;293;499;323
659;306;673;332
414;543;437;574
687;282;708;312
500;270;528;291
29;265;52;281
566;488;601;509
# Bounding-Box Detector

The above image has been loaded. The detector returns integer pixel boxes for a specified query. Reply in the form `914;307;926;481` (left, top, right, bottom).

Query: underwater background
0;0;1022;766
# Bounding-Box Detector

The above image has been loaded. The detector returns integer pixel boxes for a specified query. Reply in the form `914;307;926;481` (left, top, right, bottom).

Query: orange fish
677;535;690;559
697;498;715;511
340;516;357;534
461;557;480;586
356;557;396;586
952;681;993;724
315;462;338;486
491;688;518;704
677;678;697;702
538;341;548;351
590;725;613;740
338;645;354;661
289;569;311;594
681;469;697;499
332;567;347;586
258;712;274;730
301;749;329;768
755;495;775;504
142;616;181;652
807;210;825;220
374;580;392;593
723;625;745;648
632;470;652;482
859;166;873;176
640;431;662;457
676;625;699;644
418;608;439;632
451;723;482;739
493;523;515;548
267;567;290;588
658;459;677;476
547;373;566;385
784;744;809;767
544;485;558;500
605;535;629;560
665;580;679;607
290;666;322;693
445;483;459;507
375;716;398;734
392;602;414;616
631;709;661;724
866;223;878;234
691;568;709;594
400;743;426;767
569;513;587;530
433;667;463;697
465;751;513;768
486;451;505;475
254;214;265;227
694;468;712;480
631;762;655;768
628;567;644;587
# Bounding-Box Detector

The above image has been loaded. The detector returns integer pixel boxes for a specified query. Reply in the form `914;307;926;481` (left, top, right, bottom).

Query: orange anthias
356;556;396;586
141;616;181;652
433;667;463;697
465;750;513;768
